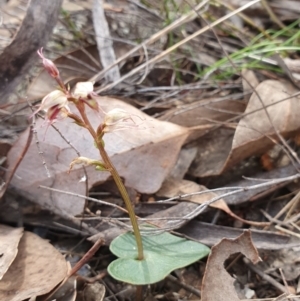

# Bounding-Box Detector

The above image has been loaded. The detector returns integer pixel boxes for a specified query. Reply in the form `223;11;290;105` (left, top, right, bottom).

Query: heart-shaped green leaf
108;229;210;285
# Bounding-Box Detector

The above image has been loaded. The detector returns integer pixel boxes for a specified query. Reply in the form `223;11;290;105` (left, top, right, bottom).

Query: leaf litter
1;0;300;300
201;231;261;301
0;225;23;280
0;230;68;301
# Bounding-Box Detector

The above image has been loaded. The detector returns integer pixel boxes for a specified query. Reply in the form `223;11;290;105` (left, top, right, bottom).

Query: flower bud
37;48;60;78
73;82;94;99
72;81;99;111
104;108;132;125
69;157;106;172
103;108;137;133
41;90;69;111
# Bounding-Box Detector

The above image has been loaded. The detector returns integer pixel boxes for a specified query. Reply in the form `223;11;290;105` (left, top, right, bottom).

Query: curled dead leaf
201;231;261;301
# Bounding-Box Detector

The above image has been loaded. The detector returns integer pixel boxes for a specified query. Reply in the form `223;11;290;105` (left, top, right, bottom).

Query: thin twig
68;238;104;277
39;185;129;214
90;0;210;83
244;258;288;294
94;0;260;93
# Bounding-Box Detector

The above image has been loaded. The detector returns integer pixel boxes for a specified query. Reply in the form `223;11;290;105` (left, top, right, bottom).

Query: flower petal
37;48;60;78
73;82;94;99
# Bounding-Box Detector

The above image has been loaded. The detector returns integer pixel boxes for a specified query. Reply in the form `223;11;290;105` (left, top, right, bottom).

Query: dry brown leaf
158;94;245;144
160;98;245;128
0;225;23;280
201;231;261;301
158;178;269;226
188;127;234;177
190;80;300;177
169;147;198;179
0;231;68;301
7;97;189;215
179;220;292;250
224;80;300;169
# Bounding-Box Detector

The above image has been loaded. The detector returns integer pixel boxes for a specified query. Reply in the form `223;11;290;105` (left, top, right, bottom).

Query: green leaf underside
108;230;210;285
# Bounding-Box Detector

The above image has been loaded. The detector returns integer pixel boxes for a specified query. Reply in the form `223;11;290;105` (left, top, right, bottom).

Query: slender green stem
77;105;144;260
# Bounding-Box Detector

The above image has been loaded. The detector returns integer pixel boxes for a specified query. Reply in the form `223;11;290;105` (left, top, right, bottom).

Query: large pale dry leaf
169;147;198;179
157;178;268;226
201;231;261;301
190;80;300;177
159;94;245;144
189;127;234;177
224;80;300;169
0;231;68;301
160;98;245;127
0;225;23;280
179;221;292;250
7;97;189;215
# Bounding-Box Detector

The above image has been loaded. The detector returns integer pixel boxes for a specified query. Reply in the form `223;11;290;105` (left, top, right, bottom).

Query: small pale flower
37;48;59;78
72;81;98;110
73;82;94;98
104;108;131;125
32;90;69;124
69;157;106;172
103;108;139;133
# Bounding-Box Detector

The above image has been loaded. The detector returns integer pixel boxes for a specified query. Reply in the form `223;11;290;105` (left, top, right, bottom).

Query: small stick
278;268;290;294
68;238;104;277
244;258;288;294
166;274;201;298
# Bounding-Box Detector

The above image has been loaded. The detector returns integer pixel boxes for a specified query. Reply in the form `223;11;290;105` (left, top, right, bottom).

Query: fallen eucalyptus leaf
201;231;261;301
0;225;23;280
190;79;300;177
0;231;68;301
7;97;188;215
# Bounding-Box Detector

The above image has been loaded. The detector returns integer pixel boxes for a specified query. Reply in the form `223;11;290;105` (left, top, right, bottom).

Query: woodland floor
0;1;300;301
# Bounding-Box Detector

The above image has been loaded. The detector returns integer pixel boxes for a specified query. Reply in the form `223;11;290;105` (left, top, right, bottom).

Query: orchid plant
33;49;210;296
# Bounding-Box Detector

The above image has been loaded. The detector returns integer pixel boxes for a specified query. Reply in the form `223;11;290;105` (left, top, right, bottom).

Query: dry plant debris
190;79;300;177
0;225;23;280
201;231;261;301
0;227;68;301
158;178;269;226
